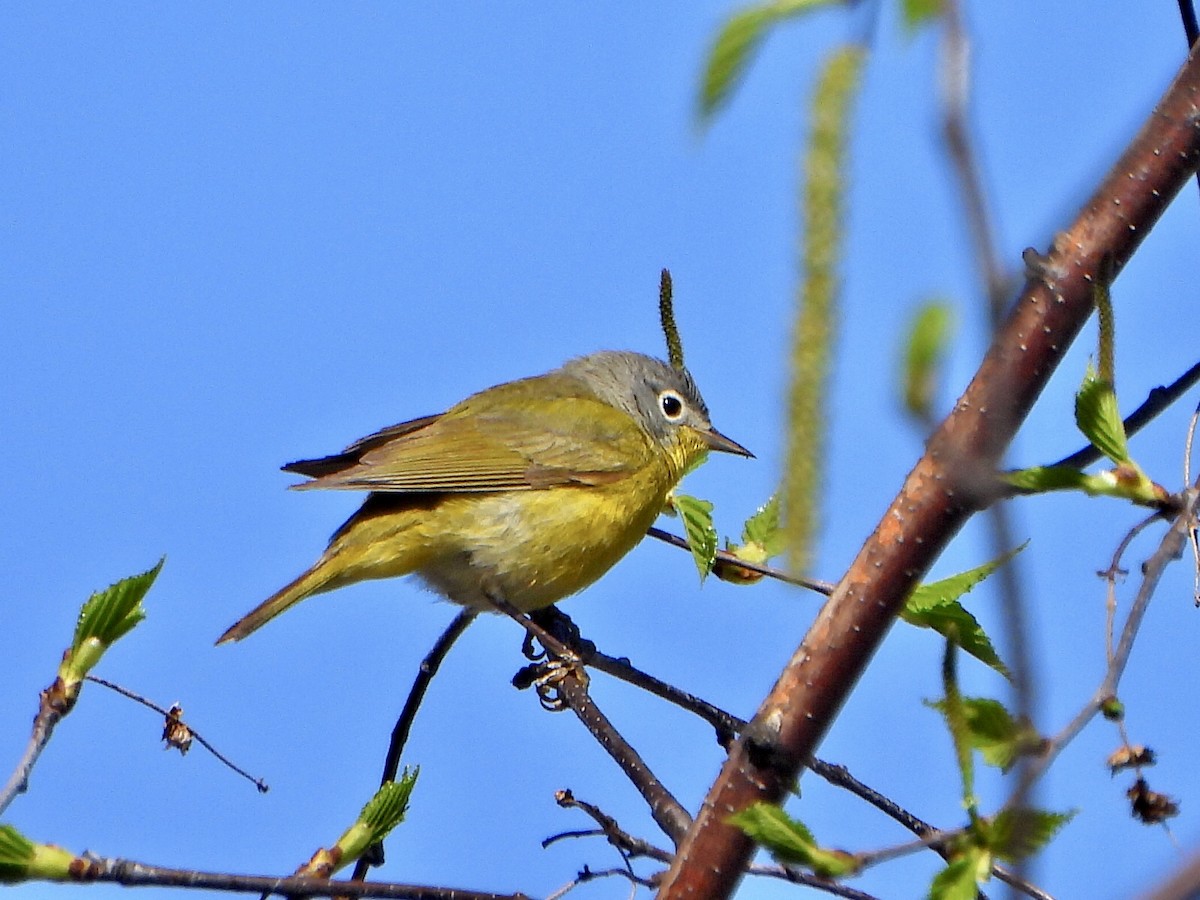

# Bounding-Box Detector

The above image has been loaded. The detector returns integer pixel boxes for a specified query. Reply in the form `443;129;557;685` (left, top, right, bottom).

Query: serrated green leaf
729;803;858;878
1076;368;1129;464
988;808;1074;862
903;547;1022;678
929;850;989;900
699;0;839;122
900;300;954;421
905;601;1010;678
675;494;717;581
61;559;163;684
70;559;162;656
906;545;1024;613
902;0;943;31
336;769;419;865
740;495;785;560
359;769;418;836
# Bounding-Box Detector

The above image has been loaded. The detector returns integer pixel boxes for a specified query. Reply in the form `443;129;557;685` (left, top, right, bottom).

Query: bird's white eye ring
659;390;685;421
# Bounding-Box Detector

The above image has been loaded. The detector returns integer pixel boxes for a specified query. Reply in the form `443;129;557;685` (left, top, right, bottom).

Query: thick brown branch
659;42;1200;899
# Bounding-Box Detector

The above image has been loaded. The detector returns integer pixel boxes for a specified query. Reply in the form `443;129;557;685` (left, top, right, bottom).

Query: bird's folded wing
285;396;653;492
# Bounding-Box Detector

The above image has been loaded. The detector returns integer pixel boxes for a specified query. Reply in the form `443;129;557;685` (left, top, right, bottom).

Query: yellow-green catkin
784;44;864;573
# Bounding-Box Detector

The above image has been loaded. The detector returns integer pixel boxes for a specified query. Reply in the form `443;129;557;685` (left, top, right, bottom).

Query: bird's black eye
659;390;685;421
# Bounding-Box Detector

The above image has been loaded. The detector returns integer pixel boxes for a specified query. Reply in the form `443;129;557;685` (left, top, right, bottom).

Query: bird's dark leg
483;594;589;710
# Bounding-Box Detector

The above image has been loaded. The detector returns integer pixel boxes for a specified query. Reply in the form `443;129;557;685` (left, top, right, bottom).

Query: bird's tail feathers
216;563;338;644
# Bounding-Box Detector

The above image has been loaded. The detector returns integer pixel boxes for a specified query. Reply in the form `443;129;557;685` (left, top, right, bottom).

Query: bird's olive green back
286;371;658;493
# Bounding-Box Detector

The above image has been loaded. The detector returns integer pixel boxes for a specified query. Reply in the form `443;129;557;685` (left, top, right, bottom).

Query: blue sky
3;4;1198;899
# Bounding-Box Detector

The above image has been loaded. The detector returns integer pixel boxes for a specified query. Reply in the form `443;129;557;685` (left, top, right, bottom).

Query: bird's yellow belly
417;478;669;612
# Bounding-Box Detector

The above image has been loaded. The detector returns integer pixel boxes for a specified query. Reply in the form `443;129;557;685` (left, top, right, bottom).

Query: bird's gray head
561;350;752;457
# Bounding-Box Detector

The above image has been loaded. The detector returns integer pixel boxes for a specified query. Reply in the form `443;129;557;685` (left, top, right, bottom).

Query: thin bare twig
646;526;834;594
0;689;63;815
59;854;529;899
940;0;1011;327
1014;486;1198;798
551;788;673;863
544;661;692;845
551;790;884;900
487;596;692;845
83;676;268;792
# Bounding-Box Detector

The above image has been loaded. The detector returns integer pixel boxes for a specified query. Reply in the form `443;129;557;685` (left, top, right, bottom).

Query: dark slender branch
1181;0;1200;49
545;866;657;898
484;596;692;845
380;609;477;785
84;676;268;792
747;868;880;900
351;609;477;883
646;526;834;594
63;854;528;899
586;650;743;745
661;41;1200;899
544;660;692;845
551;789;673;863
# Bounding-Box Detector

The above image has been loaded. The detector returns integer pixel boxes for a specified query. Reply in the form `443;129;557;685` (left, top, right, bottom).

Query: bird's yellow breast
414;455;678;611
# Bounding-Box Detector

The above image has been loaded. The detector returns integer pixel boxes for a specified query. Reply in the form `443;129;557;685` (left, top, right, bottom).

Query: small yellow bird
217;350;750;644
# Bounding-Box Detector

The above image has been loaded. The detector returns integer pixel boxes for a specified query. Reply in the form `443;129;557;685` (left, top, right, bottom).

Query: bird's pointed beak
700;426;754;458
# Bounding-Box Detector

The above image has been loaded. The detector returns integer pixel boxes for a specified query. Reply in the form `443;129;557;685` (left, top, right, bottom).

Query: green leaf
902;547;1023;677
358;770;418;839
61;558;163;684
674;494;718;581
729;803;858;878
904;601;1009;678
902;0;943;31
698;0;839;122
928;697;1042;772
1004;465;1091;494
929;849;989;900
987;808;1074;862
906;545;1023;613
1075;367;1129;464
0;826;35;882
735;494;786;563
336;769;419;865
900;300;954;421
1007;463;1165;507
0;826;76;883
